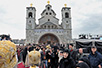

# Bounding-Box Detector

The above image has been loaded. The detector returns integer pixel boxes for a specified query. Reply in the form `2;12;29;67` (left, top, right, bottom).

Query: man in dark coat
46;47;59;68
50;49;59;68
88;46;102;68
22;47;28;63
68;44;77;63
22;45;32;63
46;50;52;68
59;49;75;68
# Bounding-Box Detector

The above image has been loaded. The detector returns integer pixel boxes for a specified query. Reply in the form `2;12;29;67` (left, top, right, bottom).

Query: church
26;1;72;44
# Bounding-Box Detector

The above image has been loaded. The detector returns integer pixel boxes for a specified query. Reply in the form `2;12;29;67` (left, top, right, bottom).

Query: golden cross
64;4;67;7
30;3;33;7
47;1;50;4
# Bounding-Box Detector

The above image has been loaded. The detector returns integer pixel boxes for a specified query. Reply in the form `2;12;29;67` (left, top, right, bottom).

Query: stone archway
39;33;59;44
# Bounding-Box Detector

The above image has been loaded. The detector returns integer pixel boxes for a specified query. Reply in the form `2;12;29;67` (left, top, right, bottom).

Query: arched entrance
39;34;59;44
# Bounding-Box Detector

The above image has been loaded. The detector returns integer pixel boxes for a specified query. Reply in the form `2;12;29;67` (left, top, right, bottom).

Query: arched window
44;25;46;29
50;12;52;15
65;12;69;18
48;26;50;29
48;7;50;10
52;26;53;29
29;12;33;18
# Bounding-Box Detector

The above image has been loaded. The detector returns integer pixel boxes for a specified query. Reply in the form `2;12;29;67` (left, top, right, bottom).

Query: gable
40;22;58;29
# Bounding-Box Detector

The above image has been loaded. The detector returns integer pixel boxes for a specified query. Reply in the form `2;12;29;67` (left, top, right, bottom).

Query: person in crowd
78;57;92;68
88;46;102;68
19;48;24;62
76;62;90;68
61;44;65;48
46;50;52;68
59;49;75;68
41;47;47;68
36;45;40;51
53;43;59;52
22;47;28;64
39;46;43;53
68;44;77;63
58;50;63;63
49;47;59;68
69;44;74;52
76;48;84;61
1;36;7;41
17;48;22;62
28;45;35;52
22;45;31;63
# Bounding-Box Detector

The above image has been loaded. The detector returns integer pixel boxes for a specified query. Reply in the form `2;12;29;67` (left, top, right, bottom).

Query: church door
39;34;59;44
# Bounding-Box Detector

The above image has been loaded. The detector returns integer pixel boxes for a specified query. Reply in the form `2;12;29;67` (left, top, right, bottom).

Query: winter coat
76;62;90;68
59;56;75;68
88;51;102;68
22;47;28;63
70;49;77;63
46;50;52;61
50;52;59;68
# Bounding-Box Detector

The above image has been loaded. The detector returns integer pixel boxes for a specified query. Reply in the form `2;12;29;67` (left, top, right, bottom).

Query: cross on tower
47;1;50;4
64;4;67;7
30;3;33;7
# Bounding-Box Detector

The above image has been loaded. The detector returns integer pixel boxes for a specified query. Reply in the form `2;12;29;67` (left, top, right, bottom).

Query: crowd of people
0;36;102;68
16;43;102;68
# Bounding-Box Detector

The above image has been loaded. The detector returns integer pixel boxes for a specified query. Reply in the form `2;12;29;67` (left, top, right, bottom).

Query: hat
69;44;73;47
0;40;17;68
91;46;96;48
63;49;70;54
28;50;41;65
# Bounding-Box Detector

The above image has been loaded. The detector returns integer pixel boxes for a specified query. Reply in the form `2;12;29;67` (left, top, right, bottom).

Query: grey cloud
73;13;102;38
80;14;102;31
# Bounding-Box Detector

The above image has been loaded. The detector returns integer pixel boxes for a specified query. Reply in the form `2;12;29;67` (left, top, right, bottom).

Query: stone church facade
26;2;72;44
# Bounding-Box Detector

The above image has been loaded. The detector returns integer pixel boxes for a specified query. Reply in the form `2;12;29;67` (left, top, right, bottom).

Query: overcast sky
0;0;102;39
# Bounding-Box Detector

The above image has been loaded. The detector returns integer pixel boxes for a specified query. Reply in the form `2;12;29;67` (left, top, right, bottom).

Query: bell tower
61;4;72;39
26;4;36;44
26;3;36;29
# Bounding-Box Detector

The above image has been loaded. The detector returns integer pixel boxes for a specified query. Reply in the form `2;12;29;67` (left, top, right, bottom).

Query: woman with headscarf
59;49;75;68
